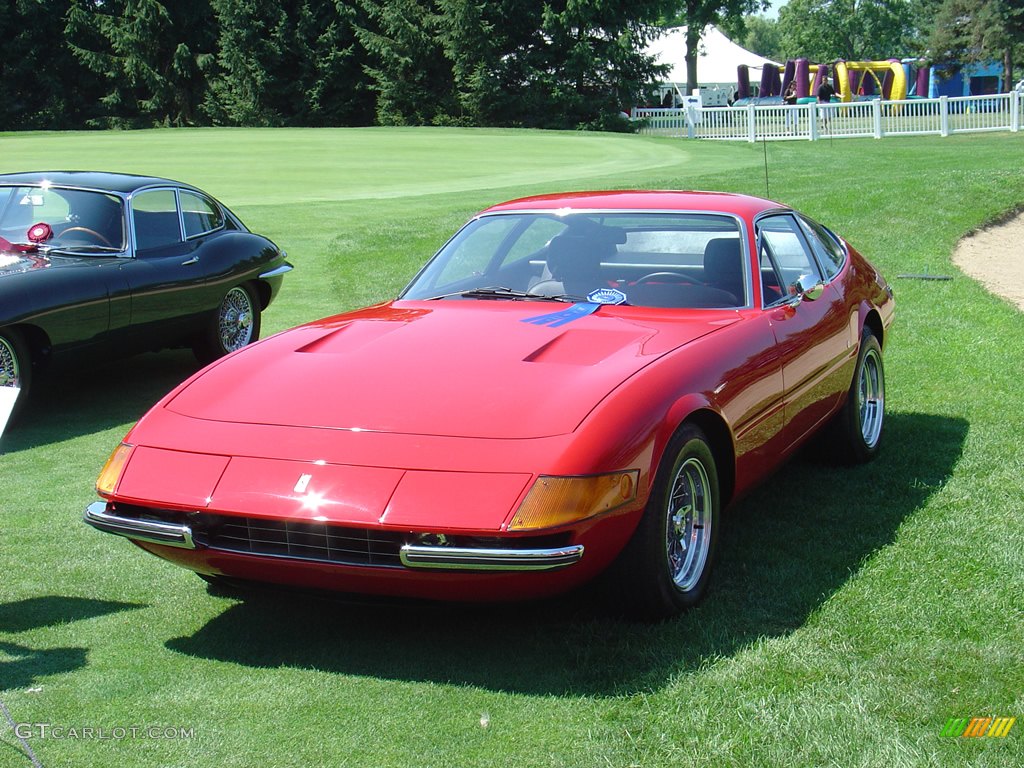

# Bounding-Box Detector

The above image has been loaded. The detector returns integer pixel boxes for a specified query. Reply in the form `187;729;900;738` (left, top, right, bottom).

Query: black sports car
0;171;292;422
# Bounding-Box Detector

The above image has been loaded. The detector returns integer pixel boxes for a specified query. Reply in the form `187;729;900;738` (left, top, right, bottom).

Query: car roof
482;190;786;219
0;170;199;195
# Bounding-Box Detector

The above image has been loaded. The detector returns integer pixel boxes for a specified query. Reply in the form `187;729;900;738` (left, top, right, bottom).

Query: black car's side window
181;191;224;239
132;189;183;252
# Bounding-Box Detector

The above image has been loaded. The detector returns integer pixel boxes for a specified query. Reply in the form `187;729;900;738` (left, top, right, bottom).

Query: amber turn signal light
95;443;134;497
508;470;639;531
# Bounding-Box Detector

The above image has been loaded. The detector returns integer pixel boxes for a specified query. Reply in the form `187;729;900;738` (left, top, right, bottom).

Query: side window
799;215;846;280
132;190;182;252
181;191;224;238
756;215;821;305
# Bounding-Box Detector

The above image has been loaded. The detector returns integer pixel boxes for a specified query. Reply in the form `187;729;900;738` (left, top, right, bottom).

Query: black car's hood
0;249;49;277
0;248;101;278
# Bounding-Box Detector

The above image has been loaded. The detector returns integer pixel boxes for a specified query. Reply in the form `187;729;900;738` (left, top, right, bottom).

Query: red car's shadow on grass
1;350;201;453
164;412;966;697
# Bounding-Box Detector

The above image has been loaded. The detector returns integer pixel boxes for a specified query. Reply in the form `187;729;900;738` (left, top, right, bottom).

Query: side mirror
791;273;824;302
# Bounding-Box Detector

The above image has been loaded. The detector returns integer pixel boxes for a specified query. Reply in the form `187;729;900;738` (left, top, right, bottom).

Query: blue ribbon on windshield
521;302;601;328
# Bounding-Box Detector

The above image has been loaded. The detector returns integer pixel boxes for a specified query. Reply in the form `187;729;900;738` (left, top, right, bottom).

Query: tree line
2;1;1020;133
2;0;678;131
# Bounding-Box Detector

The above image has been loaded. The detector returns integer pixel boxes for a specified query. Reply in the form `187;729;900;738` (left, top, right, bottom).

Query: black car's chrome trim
399;543;584;571
258;263;294;279
84;502;197;549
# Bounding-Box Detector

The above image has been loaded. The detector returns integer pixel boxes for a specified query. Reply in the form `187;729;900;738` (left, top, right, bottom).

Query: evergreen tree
356;0;456;125
369;0;671;130
205;0;373;126
203;0;286;125
66;0;217;127
1;0;103;129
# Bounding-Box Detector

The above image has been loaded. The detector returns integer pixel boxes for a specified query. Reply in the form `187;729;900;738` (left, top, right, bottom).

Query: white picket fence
633;92;1024;142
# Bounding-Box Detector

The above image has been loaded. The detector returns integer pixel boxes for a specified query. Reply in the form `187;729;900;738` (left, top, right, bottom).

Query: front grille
202;514;404;567
106;503;571;569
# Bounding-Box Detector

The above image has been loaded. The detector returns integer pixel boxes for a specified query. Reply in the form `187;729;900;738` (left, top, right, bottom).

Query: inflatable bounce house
734;58;925;104
734;57;1011;105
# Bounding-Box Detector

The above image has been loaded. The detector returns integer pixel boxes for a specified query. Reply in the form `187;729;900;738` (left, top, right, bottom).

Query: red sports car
85;191;894;618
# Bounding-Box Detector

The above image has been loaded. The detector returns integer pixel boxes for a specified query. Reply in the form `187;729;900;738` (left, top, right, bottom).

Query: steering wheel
60;226;113;247
634;271;698;286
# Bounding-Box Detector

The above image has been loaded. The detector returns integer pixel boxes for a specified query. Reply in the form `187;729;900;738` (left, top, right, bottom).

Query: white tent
647;24;779;100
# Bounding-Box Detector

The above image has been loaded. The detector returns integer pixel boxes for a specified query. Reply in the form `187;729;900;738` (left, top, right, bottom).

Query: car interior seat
531;234;610;298
702;238;744;305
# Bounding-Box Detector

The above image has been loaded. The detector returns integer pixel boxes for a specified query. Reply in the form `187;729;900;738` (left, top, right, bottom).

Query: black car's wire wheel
218;286;258;352
0;329;31;425
194;285;261;364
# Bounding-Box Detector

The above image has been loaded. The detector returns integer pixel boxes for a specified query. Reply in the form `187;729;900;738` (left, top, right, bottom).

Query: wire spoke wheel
0;329;31;425
0;335;20;389
218;287;256;353
194;284;262;364
665;456;712;593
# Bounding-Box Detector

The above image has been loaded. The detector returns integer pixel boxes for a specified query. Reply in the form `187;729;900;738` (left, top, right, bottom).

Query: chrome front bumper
84;501;584;571
84;502;197;549
258;262;294;279
399;543;584;571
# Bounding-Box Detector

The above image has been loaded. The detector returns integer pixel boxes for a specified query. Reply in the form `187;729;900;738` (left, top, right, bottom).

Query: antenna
762;133;770;199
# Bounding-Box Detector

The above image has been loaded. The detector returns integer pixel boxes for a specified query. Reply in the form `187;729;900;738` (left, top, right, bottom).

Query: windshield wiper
423;286;588;303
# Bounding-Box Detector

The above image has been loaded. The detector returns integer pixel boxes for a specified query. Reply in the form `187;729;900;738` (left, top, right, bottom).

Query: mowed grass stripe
0;127;754;205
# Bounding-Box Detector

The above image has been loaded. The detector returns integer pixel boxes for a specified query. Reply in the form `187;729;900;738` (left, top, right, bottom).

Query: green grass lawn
1;128;1023;767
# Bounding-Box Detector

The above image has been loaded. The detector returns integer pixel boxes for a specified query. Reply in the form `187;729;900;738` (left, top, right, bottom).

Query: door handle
181;256;199;266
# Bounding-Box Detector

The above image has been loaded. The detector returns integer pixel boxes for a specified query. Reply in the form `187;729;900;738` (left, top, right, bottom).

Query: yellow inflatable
834;61;907;102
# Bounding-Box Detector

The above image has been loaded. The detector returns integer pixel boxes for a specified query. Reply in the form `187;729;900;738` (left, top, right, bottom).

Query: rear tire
617;424;720;620
0;328;32;427
830;328;884;463
193;284;261;364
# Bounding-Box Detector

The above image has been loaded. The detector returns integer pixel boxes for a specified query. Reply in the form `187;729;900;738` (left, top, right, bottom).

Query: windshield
0;185;126;252
401;211;747;309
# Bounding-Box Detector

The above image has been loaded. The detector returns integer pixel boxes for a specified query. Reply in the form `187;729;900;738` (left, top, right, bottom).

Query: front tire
618;424;720;619
194;284;261;364
0;328;32;426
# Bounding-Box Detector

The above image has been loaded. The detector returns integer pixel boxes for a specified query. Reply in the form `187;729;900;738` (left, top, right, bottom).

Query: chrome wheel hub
858;347;884;448
665;456;711;592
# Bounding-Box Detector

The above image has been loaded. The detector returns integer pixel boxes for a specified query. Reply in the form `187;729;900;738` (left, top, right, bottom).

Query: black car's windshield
400;211;748;309
0;185;127;252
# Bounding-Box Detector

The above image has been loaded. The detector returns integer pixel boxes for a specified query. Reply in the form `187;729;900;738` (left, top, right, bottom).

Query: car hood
166;301;739;439
0;247;107;279
0;249;52;277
